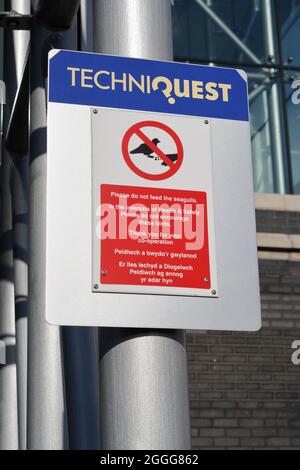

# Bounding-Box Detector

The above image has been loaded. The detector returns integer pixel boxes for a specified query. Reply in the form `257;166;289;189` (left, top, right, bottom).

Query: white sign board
46;50;261;331
91;109;218;298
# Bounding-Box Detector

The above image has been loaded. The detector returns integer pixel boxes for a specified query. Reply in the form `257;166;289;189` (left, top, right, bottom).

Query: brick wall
188;209;300;450
256;210;300;234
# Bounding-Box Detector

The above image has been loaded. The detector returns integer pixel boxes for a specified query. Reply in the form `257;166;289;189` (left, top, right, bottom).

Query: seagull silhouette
130;138;160;157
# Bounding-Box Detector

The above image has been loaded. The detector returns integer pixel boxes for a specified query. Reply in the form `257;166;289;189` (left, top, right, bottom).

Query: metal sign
46;49;261;331
91;109;217;298
48;50;249;121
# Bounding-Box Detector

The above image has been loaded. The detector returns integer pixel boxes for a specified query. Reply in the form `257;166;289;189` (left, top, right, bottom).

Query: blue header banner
48;50;249;122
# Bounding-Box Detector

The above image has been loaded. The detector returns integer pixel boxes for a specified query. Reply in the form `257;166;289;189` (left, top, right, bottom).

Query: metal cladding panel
46;50;261;331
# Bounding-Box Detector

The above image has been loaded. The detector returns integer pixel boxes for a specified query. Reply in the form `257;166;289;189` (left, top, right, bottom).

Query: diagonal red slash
122;120;184;181
135;129;175;168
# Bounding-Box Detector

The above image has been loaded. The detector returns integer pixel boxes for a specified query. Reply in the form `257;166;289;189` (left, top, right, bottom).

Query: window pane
286;77;300;193
172;0;278;65
279;0;300;66
249;70;276;193
172;1;294;195
248;69;289;194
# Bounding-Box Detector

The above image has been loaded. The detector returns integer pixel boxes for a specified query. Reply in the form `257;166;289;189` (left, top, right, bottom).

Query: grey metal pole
62;327;101;449
80;0;93;52
0;144;18;451
27;23;68;451
0;0;23;450
262;0;287;194
12;158;29;451
61;4;101;449
0;153;18;451
94;0;191;450
10;0;30;451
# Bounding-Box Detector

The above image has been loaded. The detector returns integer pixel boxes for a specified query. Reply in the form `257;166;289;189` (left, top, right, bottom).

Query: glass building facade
172;0;300;194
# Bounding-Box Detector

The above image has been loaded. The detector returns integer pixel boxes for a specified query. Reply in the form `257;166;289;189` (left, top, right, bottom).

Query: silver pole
80;0;94;52
94;0;173;60
0;149;18;450
0;155;18;451
27;24;68;451
62;4;101;449
12;159;28;451
10;0;30;451
94;0;190;450
262;0;287;194
0;0;23;450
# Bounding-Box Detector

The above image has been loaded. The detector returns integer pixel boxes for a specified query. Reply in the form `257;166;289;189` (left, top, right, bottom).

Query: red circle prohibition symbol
122;121;184;181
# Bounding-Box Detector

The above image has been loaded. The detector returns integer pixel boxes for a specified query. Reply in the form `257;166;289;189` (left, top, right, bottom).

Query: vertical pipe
12;159;29;451
0;0;22;451
205;0;214;61
0;140;18;450
94;0;191;450
62;3;100;450
27;24;68;450
263;87;275;193
80;0;94;52
10;0;30;451
0;150;18;451
0;0;3;80
94;0;173;60
262;0;287;194
62;327;100;449
273;0;294;194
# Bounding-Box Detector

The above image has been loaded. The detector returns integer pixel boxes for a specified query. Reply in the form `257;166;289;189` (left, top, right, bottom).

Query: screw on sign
122;121;184;181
